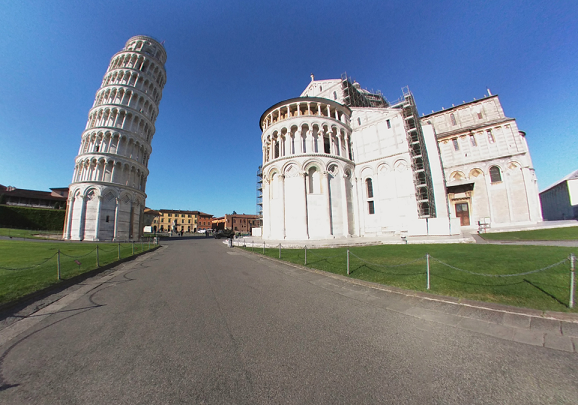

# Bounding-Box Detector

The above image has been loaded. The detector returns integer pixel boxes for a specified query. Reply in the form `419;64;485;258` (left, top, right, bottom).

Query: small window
452;138;459;151
357;117;361;125
487;129;495;143
490;166;502;183
386;119;391;129
366;178;374;198
450;113;457;126
106;215;109;223
477;112;483;119
368;201;375;215
333;91;337;100
470;134;477;146
319;86;322;91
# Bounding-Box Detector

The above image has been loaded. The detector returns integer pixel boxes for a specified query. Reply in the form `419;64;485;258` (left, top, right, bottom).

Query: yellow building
151;209;213;233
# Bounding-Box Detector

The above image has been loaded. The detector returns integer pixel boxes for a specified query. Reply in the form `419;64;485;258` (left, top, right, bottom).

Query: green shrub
0;205;66;231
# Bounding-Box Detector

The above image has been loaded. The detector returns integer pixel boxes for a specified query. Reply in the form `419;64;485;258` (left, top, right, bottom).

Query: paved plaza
0;237;577;404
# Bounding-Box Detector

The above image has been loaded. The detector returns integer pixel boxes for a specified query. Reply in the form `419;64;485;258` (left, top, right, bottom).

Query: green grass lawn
0;240;156;305
481;226;578;241
0;228;61;239
243;244;578;313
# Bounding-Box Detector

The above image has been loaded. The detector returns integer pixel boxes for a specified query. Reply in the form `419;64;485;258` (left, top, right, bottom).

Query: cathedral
260;75;542;240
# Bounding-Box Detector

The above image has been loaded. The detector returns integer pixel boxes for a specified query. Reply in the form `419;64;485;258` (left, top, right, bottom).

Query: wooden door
455;202;470;226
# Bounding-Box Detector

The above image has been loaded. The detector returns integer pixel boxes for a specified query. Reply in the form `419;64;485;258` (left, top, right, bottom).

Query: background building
260;76;542;240
151;210;213;233
63;35;167;241
0;185;68;209
212;213;260;233
539;170;578;220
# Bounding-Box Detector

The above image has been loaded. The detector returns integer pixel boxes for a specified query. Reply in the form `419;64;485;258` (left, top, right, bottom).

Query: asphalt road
0;238;577;404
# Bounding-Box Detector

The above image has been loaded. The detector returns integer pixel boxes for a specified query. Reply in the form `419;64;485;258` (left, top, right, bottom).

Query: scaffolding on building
397;87;436;218
341;73;388;108
256;165;263;226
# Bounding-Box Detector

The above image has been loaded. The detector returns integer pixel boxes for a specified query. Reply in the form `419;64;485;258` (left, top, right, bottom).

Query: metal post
141;241;143;253
304;245;307;265
347;249;350;275
132;241;135;255
57;249;61;280
570;253;576;309
426;254;430;290
148;237;151;250
279;243;281;259
263;242;265;254
96;245;99;267
118;243;121;260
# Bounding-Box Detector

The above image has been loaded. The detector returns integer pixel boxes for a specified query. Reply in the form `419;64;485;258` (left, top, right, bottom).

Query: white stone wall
261;81;540;239
426;97;542;228
540;178;578;220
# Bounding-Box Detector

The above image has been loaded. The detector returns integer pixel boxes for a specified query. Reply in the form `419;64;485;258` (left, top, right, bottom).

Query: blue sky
1;0;576;217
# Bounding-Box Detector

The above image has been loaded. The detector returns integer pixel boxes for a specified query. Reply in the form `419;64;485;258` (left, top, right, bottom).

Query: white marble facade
63;35;167;241
260;78;541;240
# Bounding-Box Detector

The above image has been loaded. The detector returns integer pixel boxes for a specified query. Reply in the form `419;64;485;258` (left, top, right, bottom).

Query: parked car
214;229;234;239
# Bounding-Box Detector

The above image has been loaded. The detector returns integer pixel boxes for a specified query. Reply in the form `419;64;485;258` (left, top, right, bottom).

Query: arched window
366;178;374;198
308;167;319;194
274;138;279;158
489;166;502;183
366;178;375;214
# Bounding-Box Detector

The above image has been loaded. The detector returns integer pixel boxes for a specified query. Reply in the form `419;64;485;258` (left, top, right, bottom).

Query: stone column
284;134;291;156
316;130;323;153
280;174;286;239
341;172;350;237
302;172;309;239
262;178;270;238
65;197;75;240
113;197;120;241
77;195;86;241
353;177;363;236
295;130;302;153
94;195;102;241
324;171;332;237
307;130;314;153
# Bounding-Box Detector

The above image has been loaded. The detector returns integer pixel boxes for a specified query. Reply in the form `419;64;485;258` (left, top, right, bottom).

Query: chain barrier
60;248;97;259
97;245;120;252
304;249;343;261
349;252;426;269
430;256;569;278
0;252;58;271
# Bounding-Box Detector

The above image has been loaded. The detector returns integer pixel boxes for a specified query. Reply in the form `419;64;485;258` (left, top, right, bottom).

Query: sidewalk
236;246;578;353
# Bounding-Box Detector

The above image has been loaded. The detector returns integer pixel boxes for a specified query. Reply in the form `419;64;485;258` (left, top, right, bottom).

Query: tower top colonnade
118;35;167;66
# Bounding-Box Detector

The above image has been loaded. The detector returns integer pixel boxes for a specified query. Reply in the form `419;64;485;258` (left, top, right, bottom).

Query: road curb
234;245;578;353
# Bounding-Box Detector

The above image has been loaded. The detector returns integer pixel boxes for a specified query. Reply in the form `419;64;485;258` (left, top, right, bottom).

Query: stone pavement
229;242;578;353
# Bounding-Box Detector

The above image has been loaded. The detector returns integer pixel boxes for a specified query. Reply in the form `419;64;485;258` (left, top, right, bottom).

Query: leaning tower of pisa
63;35;167;241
